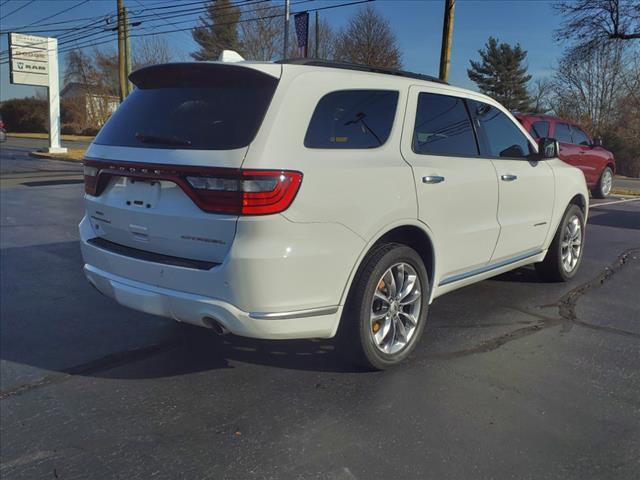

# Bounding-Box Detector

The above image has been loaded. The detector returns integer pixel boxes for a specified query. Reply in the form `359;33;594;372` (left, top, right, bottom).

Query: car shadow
588;208;640;230
0;241;365;387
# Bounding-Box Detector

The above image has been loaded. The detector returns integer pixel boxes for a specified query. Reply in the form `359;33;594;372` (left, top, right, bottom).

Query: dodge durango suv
80;59;589;369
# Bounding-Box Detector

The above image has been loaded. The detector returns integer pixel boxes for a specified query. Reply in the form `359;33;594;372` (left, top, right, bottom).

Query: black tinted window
472;102;533;158
530;120;549;138
304;90;398;149
571;127;591;146
94;64;278;150
554;123;573;143
413;93;478;156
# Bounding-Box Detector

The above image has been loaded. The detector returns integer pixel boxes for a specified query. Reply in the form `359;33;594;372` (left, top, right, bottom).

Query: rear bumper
84;263;341;339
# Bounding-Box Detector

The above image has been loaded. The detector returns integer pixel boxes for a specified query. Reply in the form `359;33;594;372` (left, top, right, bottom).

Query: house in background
61;82;118;131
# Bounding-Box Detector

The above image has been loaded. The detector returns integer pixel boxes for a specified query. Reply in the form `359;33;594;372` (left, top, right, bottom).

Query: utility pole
117;0;126;102
124;6;133;95
438;0;455;82
314;11;319;58
283;0;290;58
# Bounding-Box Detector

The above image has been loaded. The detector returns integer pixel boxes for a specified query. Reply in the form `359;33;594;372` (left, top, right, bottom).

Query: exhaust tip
202;317;229;335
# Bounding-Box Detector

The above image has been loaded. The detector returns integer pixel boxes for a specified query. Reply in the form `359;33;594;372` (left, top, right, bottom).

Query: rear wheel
341;243;429;370
535;204;585;282
592;166;613;199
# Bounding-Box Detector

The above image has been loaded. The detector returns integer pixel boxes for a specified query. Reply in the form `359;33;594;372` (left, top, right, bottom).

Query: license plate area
120;177;161;209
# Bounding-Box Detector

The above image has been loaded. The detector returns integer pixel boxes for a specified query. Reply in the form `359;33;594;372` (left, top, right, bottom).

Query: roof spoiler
219;50;245;63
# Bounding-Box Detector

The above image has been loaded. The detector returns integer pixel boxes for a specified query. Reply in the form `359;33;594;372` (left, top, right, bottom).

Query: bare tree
333;5;402;68
552;42;627;133
240;5;282;61
529;78;554;113
554;0;640;53
134;35;172;67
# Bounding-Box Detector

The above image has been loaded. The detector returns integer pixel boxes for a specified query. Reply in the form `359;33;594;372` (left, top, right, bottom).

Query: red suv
515;114;615;198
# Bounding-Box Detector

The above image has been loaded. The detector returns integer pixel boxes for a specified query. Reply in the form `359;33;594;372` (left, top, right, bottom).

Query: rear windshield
94;63;279;150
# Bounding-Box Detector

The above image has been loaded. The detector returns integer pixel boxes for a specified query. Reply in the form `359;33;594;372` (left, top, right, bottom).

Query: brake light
83;165;99;195
186;170;302;215
82;160;302;216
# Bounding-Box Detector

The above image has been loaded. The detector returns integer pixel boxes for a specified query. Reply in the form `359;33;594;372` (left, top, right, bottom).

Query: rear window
304;90;398;149
530;120;549;138
413;92;478;156
554;123;573;143
94;64;278;150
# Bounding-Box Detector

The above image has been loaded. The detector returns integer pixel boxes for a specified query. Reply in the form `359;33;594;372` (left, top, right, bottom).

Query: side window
304;90;399;149
412;92;478;156
530;120;549;138
472;101;534;158
554;123;573;143
571;126;591;146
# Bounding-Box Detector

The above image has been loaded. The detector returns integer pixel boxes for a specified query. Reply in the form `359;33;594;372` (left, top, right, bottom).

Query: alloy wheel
370;262;422;354
561;215;582;272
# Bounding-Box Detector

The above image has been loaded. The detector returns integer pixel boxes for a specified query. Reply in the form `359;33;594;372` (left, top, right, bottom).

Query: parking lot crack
558;248;640;339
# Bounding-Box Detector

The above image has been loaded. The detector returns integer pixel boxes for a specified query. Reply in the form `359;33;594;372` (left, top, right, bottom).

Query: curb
29;151;84;164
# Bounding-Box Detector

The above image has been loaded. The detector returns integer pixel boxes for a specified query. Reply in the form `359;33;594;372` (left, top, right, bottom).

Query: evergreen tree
467;37;532;111
191;0;241;61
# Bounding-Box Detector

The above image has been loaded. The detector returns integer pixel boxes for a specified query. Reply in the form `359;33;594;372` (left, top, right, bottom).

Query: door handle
422;175;445;184
501;174;518;182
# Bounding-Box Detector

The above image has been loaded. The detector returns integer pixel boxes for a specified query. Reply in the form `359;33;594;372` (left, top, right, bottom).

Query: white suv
80;59;588;369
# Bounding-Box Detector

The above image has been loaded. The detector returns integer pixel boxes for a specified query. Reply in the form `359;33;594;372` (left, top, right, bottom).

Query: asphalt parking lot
1;138;639;479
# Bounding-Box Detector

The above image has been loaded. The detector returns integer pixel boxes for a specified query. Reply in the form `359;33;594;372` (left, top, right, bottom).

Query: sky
0;0;566;101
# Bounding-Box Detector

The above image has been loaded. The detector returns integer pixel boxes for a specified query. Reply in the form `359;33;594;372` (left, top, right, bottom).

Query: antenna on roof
218;50;245;63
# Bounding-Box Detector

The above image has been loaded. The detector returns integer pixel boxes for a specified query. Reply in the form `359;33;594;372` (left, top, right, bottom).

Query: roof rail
275;58;447;85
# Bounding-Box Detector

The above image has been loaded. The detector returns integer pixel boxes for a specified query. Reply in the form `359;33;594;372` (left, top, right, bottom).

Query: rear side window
554;123;573;143
94;64;278;150
413;93;478;156
304;90;398;149
529;120;549;138
571;127;591;146
471;101;534;158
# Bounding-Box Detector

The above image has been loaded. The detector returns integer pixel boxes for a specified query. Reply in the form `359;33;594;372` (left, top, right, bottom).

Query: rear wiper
135;132;192;146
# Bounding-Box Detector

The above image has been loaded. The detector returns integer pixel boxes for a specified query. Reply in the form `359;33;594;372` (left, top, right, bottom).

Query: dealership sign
9;33;50;87
8;33;66;153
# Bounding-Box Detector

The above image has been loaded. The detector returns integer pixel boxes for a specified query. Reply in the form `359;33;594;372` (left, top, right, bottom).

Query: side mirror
537;137;559;159
592;137;603;147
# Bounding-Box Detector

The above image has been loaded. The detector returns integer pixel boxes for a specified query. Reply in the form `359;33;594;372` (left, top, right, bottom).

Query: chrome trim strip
439;249;543;286
249;306;339;320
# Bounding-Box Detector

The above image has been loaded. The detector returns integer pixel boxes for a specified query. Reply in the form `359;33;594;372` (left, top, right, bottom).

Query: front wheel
535;204;585;282
592;166;613;199
341;243;429;370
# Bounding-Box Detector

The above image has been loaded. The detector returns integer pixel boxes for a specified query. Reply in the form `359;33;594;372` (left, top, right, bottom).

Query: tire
592;166;613;199
340;243;430;370
535;204;585;282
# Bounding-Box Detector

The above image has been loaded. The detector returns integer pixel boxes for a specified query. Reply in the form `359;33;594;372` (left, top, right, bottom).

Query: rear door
400;88;500;280
83;63;281;263
469;100;554;261
569;125;599;184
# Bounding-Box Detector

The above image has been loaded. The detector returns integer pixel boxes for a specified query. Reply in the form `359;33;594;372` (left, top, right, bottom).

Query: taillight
84;165;99;195
82;159;302;216
186;170;303;215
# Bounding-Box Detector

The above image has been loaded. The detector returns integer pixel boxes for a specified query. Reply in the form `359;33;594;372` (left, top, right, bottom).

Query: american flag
294;12;309;58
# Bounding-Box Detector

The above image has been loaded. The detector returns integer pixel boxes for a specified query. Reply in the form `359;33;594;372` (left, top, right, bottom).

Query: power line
126;0;372;39
21;0;91;28
0;0;35;21
1;0;373;62
0;0;256;34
